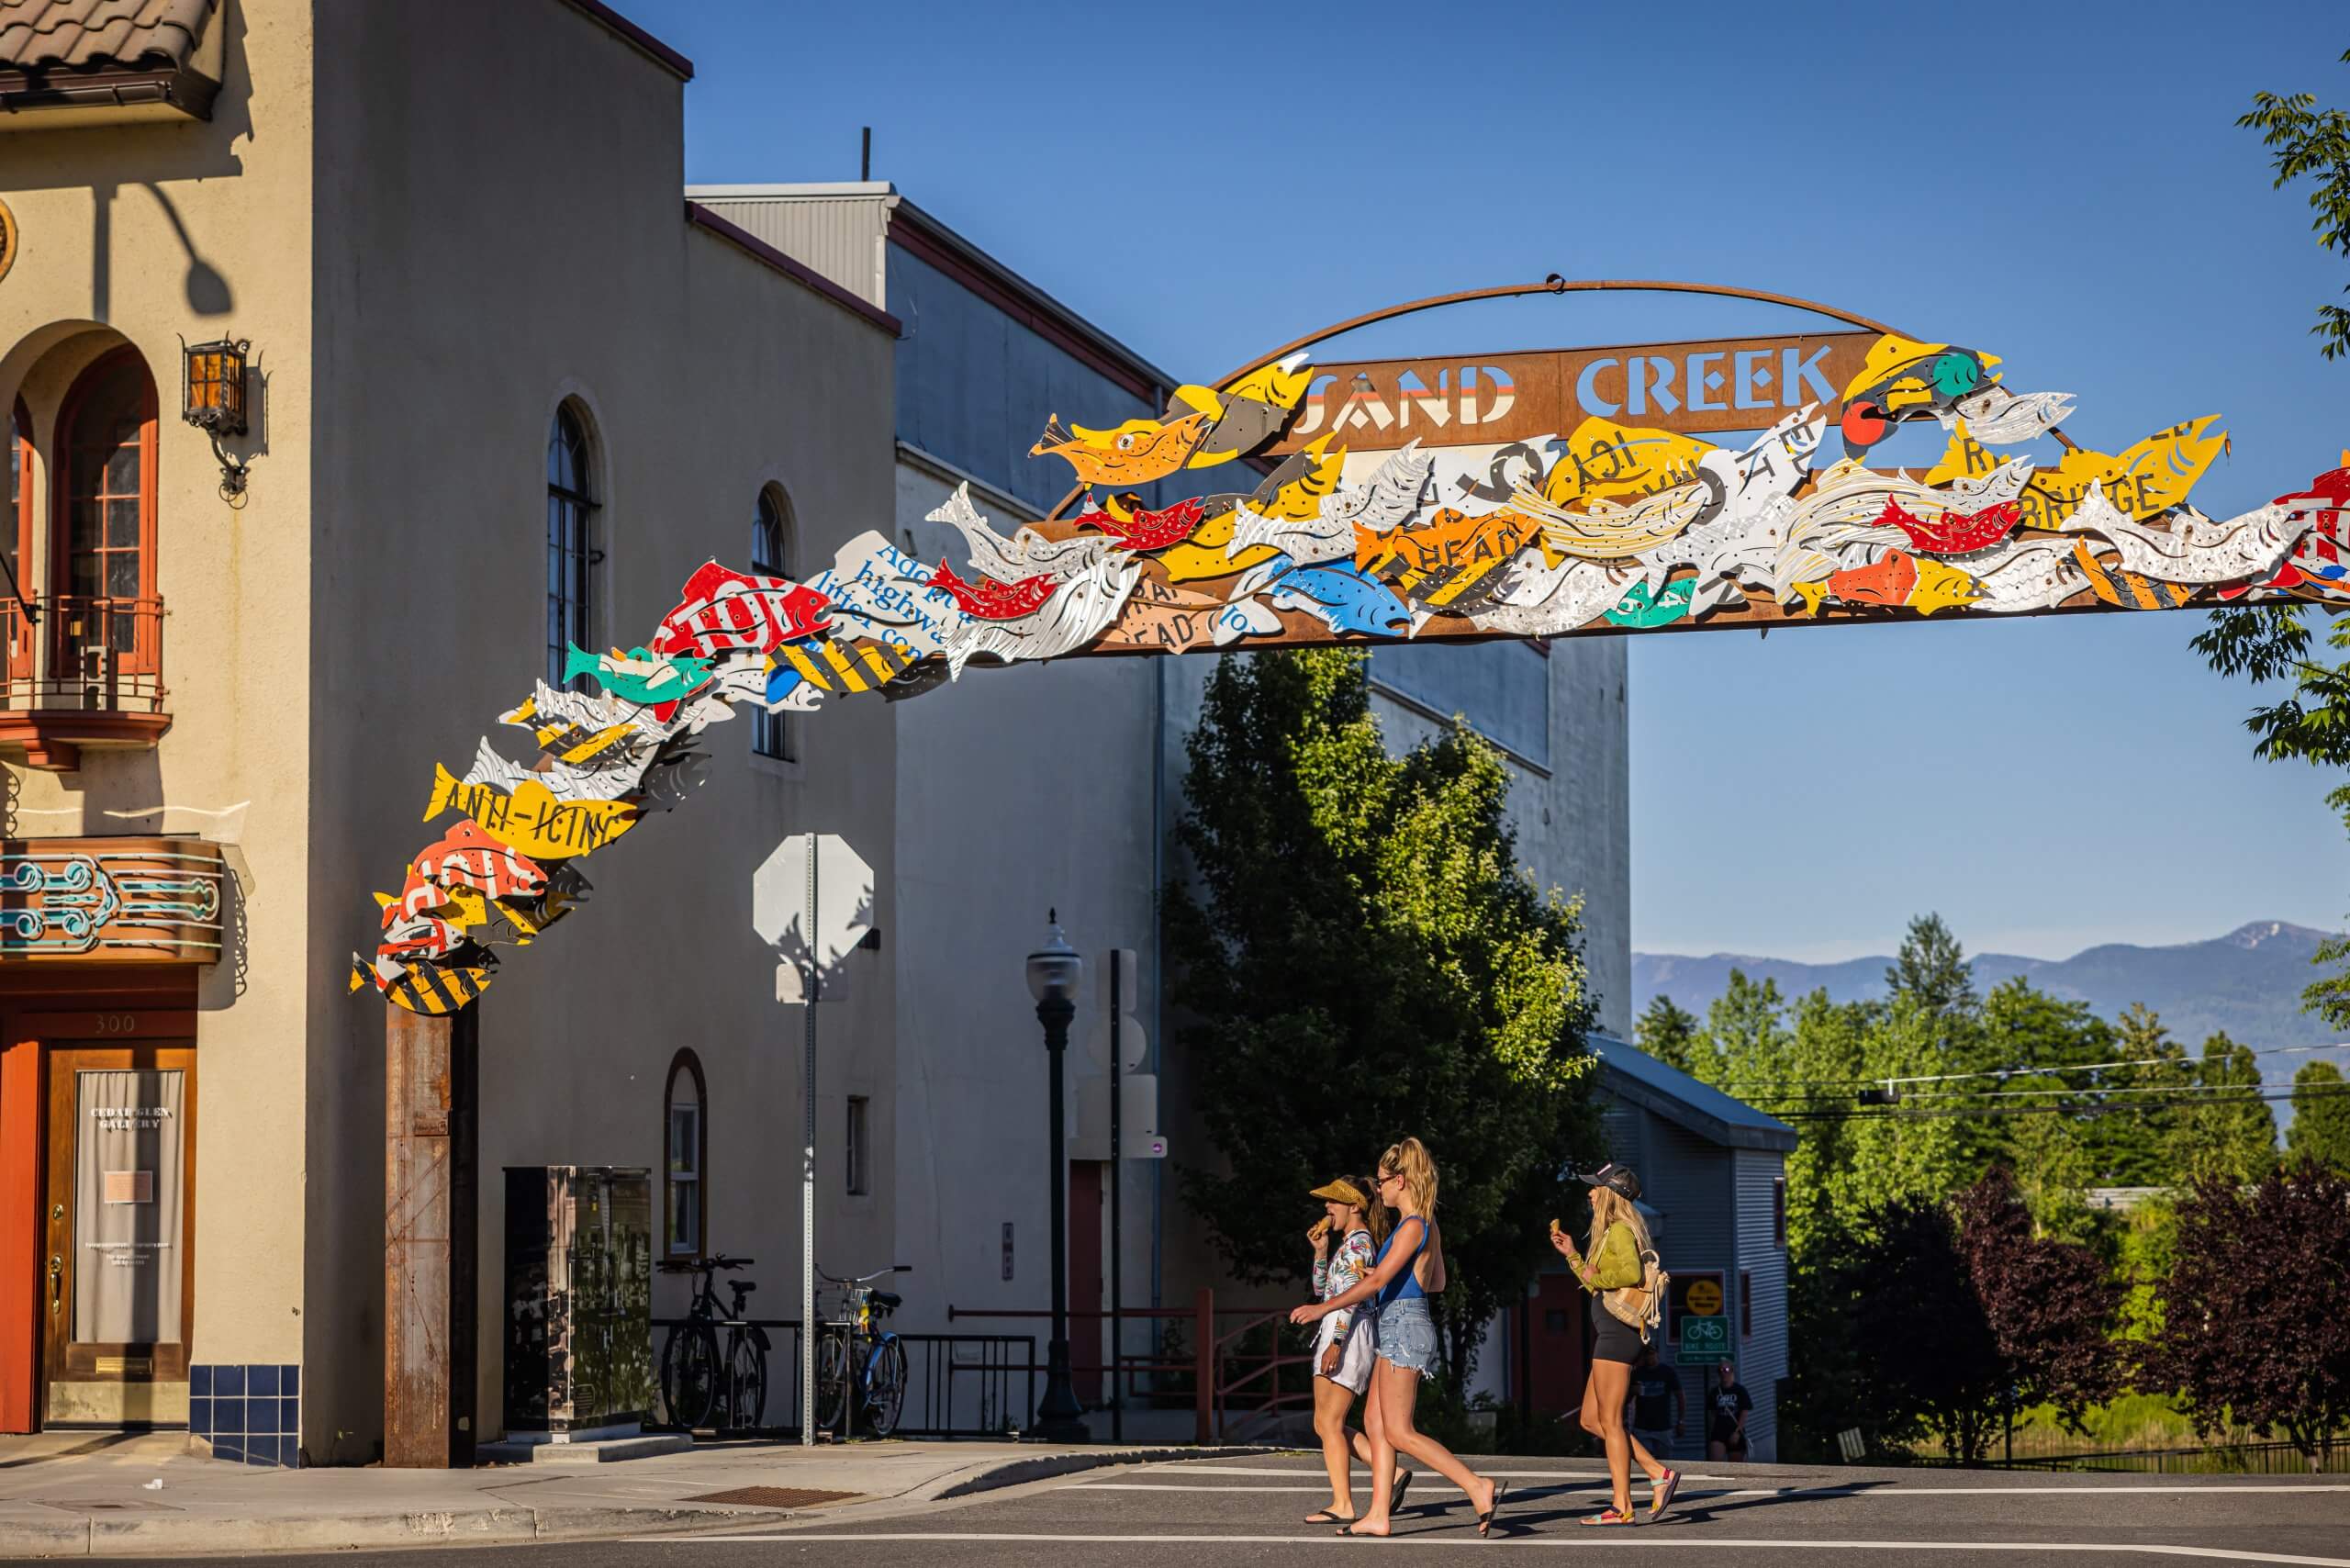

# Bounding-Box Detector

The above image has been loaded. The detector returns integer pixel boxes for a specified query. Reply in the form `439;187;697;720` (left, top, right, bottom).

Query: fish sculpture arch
353;281;2350;1014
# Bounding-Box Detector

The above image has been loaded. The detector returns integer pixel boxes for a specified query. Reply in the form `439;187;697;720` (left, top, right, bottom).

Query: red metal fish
382;870;455;928
1070;496;1205;553
651;561;833;659
1823;550;1919;608
2274;465;2350;510
379;914;464;963
1875;497;2021;555
412;819;549;901
926;560;1058;621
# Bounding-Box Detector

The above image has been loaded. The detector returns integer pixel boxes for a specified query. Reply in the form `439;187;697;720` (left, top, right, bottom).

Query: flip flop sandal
1304;1510;1351;1525
1476;1479;1509;1537
1650;1467;1682;1520
1389;1469;1415;1515
1579;1506;1638;1527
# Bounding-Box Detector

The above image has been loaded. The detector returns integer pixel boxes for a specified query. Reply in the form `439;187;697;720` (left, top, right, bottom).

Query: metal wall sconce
180;335;251;501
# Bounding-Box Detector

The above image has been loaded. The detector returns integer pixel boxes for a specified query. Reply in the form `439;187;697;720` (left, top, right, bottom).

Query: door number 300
90;1014;139;1035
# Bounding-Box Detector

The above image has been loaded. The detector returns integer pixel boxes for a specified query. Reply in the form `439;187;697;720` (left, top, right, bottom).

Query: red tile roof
0;0;215;73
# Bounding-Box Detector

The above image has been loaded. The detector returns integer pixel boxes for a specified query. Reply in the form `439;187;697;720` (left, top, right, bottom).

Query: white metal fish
1964;533;2092;614
461;736;651;804
1939;386;2076;445
926;483;1110;582
1326;441;1436;534
938;551;1142;673
1469;554;1639;636
2062;482;2302;586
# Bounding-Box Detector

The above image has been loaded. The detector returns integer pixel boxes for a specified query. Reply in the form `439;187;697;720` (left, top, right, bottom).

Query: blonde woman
1302;1176;1388;1526
1550;1164;1679;1526
1292;1138;1505;1540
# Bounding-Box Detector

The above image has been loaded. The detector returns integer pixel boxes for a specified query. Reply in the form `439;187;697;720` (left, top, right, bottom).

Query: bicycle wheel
812;1329;853;1435
661;1325;721;1431
726;1331;769;1430
865;1336;909;1438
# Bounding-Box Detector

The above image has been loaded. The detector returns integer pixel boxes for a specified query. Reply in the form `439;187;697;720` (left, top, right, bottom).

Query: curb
3;1502;765;1560
927;1444;1275;1501
0;1446;1281;1558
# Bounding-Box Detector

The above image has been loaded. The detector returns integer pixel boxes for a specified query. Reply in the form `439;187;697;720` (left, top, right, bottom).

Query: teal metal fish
562;644;712;706
1604;578;1695;629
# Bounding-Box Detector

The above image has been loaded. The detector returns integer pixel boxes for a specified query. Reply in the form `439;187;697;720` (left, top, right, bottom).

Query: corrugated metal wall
1734;1147;1789;1462
689;195;890;308
1636;1114;1731;1454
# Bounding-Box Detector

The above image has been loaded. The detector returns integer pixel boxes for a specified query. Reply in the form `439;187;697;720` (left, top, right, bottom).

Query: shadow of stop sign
755;833;873;1003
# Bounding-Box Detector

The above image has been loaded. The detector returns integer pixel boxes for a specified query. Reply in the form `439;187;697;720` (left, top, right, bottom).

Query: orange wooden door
41;1042;195;1424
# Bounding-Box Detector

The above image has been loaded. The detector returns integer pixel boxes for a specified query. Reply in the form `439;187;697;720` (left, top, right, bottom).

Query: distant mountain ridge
1633;922;2345;1090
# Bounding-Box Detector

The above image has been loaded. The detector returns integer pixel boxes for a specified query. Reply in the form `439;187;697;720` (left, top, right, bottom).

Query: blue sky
637;0;2350;964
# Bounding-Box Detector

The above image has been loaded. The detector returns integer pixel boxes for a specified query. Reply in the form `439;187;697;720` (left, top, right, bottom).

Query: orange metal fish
1029;411;1210;487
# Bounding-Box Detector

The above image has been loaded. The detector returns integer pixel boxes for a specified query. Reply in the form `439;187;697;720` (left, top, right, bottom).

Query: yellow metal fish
1160;506;1285;583
424;766;640;860
1030;410;1211;487
1175;356;1316;470
1545;418;1715;509
2018;417;2226;530
1908;556;1985;615
1253;437;1346;522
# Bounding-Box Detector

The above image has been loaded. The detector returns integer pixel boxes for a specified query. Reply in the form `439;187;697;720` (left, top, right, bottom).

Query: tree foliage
1953;1169;2122;1435
1164;648;1602;1383
2199;51;2350;1024
1635;993;1701;1077
2287;1059;2350;1170
2167;1033;2277;1188
2147;1161;2350;1464
1887;913;1978;1017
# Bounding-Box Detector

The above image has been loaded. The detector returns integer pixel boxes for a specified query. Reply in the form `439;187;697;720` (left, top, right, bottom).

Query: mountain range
1633;922;2347;1092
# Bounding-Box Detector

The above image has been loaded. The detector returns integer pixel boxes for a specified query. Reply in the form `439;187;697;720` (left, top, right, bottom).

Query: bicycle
813;1264;912;1439
656;1254;769;1431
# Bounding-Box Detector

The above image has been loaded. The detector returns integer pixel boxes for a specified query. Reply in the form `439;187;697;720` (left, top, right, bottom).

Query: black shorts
1589;1292;1646;1365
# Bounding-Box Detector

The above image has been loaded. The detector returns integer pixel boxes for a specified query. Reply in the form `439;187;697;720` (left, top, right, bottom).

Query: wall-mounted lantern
180;336;251;499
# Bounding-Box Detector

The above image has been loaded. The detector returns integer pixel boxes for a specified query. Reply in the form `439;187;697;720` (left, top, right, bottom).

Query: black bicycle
813;1264;912;1439
657;1254;768;1431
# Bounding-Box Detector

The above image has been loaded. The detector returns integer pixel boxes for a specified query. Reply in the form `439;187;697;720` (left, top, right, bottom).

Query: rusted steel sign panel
1270;332;1884;452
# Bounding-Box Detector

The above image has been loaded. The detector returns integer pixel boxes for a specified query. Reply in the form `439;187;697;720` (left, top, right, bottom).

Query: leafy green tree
2083;1003;2192;1186
1635;993;1702;1077
2287;1059;2350;1170
2148;1161;2350;1466
1164;648;1601;1384
1703;969;1787;1091
1840;1193;2006;1461
2168;1033;2277;1188
2199;54;2350;1020
1886;913;1979;1018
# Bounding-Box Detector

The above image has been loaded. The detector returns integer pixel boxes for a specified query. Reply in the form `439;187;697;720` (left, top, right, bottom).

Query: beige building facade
0;0;900;1463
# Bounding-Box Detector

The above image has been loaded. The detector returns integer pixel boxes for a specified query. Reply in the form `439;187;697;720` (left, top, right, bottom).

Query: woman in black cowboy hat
1550;1164;1680;1527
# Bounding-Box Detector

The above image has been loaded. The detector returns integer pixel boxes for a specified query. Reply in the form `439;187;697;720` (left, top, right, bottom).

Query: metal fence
1907;1439;2349;1475
647;1318;1035;1440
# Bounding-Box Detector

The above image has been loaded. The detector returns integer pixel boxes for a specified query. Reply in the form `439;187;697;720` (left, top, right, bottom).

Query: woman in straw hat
1301;1175;1395;1526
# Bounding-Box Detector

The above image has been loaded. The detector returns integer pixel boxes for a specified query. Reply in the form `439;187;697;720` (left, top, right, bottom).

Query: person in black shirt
1624;1346;1683;1460
1707;1361;1753;1461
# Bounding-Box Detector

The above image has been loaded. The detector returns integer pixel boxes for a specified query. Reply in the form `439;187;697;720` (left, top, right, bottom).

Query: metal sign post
800;831;817;1448
753;832;874;1449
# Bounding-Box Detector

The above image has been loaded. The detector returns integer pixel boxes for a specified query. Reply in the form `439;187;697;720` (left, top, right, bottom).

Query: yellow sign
1685;1278;1722;1317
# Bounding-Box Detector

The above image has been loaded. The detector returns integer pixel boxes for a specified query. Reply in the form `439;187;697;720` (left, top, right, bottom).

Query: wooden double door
35;1028;196;1427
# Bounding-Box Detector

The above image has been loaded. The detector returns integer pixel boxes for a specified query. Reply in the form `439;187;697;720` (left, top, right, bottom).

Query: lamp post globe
1026;911;1088;1441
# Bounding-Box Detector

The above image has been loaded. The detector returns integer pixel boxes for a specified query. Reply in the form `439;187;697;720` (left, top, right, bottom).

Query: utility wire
1770;1082;2350;1124
1714;1040;2348;1094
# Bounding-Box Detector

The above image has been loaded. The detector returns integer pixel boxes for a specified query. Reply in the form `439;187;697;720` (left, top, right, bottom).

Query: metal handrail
4;593;167;711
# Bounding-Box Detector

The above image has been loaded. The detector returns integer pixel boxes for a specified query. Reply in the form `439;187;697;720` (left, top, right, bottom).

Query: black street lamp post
1026;912;1087;1442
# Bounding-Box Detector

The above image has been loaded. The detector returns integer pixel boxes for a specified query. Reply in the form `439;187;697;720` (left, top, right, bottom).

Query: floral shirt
1312;1227;1376;1338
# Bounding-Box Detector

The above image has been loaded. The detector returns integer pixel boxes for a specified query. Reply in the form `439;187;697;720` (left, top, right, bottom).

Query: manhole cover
686;1485;861;1510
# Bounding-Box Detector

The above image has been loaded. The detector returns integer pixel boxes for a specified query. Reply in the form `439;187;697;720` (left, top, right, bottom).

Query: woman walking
1302;1176;1387;1525
1292;1138;1505;1540
1550;1163;1679;1527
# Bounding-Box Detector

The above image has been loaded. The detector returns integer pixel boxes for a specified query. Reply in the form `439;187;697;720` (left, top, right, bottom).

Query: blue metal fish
1266;563;1412;639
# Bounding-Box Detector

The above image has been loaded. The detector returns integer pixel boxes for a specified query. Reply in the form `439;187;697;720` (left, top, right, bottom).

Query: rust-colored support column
384;1004;476;1468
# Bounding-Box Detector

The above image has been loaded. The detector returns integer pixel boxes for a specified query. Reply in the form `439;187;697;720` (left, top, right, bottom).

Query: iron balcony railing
1;595;167;714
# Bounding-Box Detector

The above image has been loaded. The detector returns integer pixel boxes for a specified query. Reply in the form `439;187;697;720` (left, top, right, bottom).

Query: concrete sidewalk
0;1431;1271;1559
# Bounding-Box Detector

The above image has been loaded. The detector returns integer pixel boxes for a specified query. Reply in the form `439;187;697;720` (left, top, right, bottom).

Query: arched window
7;398;30;680
664;1049;707;1258
546;403;598;689
54;348;157;673
751;486;792;760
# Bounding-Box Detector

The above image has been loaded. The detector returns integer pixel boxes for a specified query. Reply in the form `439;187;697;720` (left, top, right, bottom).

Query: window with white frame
664;1050;706;1256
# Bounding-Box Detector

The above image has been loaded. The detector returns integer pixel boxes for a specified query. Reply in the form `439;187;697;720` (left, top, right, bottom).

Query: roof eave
0;63;218;120
1597;1058;1800;1154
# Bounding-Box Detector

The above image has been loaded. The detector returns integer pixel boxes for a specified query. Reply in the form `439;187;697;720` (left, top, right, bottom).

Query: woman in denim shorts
1292;1138;1505;1539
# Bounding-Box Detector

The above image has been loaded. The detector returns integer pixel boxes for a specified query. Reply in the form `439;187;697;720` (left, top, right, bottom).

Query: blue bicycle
813;1264;912;1438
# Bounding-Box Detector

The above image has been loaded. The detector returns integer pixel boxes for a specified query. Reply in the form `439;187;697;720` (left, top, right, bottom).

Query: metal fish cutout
927;560;1058;621
563;644;712;706
411;817;550;901
424;767;640;861
1876;498;2022;556
650;561;833;659
1030;409;1210;487
1069;495;1207;553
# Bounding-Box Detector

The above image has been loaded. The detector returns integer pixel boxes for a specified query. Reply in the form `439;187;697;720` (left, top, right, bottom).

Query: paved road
82;1453;2350;1565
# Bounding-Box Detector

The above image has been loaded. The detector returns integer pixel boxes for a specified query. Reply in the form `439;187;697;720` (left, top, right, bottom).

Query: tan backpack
1603;1247;1670;1342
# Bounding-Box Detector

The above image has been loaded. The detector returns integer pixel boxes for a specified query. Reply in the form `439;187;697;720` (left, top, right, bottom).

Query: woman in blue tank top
1292;1138;1506;1539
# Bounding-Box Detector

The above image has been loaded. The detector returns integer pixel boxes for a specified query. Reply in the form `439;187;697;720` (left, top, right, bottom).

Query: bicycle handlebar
815;1263;913;1284
655;1254;755;1275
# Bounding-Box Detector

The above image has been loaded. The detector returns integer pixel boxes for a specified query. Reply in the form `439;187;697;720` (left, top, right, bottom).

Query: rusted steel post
384;1004;477;1468
1192;1286;1212;1445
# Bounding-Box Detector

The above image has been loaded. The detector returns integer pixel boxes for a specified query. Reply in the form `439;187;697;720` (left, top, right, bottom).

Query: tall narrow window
751;487;792;760
7;398;30;680
845;1095;870;1197
55;348;157;674
547;404;598;689
664;1050;706;1258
